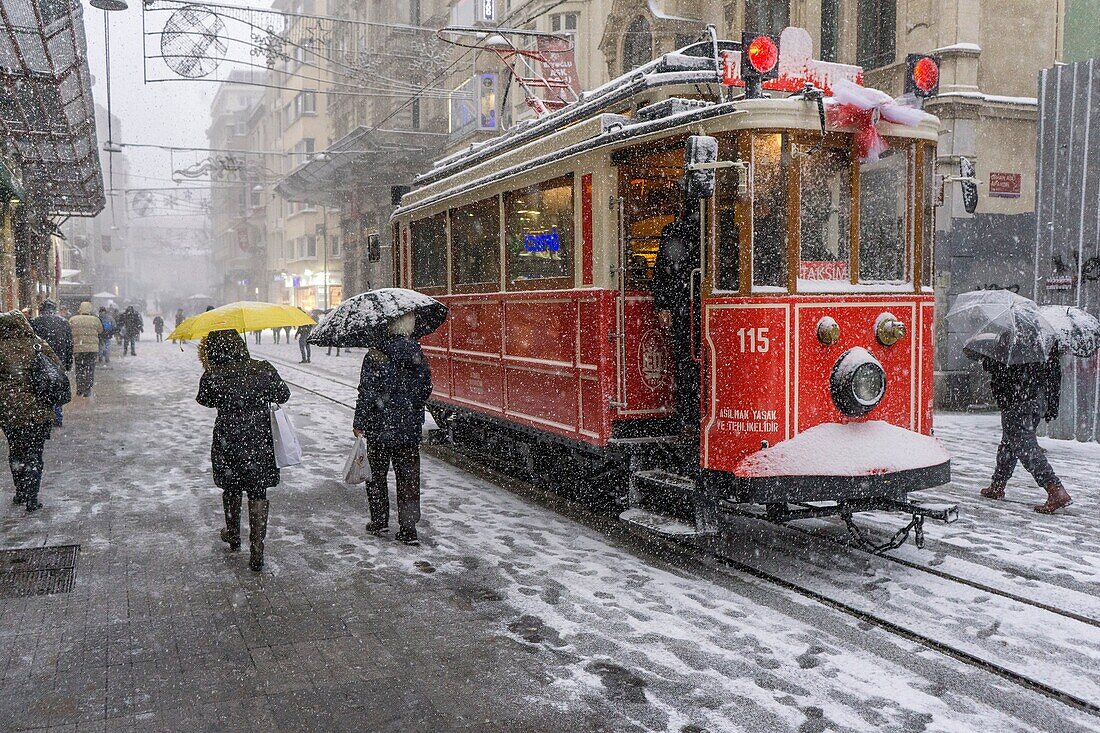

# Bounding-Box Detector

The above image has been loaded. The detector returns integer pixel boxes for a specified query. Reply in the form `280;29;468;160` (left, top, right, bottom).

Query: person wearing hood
196;329;291;571
118;306;143;356
353;312;433;545
153;315;165;342
97;307;115;365
30;300;73;427
69;301;104;397
0;311;62;511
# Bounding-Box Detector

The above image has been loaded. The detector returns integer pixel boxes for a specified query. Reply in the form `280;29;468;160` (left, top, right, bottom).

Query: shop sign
523;227;561;253
989;172;1021;198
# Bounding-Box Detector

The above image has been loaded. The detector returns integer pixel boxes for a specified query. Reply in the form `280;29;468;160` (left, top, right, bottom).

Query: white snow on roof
933;42;982;53
934;91;1038;106
736;420;950;478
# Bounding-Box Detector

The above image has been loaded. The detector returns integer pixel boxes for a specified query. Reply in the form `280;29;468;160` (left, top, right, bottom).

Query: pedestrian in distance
253;329;262;345
283;325;292;345
272;327;281;344
153;315;165;342
976;342;1072;514
0;311;63;512
30;300;73;428
97;307;115;365
173;307;185;345
196;329;291;571
354;312;433;545
295;323;312;363
118;306;143;356
69;302;104;397
652;179;702;442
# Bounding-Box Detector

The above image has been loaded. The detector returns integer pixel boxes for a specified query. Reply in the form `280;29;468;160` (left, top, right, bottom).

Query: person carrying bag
196;329;291;571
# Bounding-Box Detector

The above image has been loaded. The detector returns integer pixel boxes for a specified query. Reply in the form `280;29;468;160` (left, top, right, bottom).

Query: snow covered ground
246;342;1100;732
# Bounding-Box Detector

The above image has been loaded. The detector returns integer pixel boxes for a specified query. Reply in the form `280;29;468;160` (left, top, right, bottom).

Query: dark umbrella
307;288;447;347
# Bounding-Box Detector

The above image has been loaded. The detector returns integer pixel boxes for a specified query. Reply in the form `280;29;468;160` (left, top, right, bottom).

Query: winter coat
69;302;104;354
153;317;164;333
119;308;143;336
0;311;61;427
983;354;1061;417
295;325;313;343
354;335;432;446
30;313;73;371
196;335;291;491
651;215;701;318
99;314;115;343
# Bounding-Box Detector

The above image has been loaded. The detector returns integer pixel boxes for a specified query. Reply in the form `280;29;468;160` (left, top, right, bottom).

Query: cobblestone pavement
0;342;618;733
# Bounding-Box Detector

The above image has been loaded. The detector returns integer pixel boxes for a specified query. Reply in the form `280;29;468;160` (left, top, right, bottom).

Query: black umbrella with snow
307;288;448;347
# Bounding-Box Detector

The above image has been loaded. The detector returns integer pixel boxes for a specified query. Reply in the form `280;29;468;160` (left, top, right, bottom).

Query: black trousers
365;443;421;531
993;399;1057;487
122;336;137;355
74;353;97;396
2;422;50;502
669;320;700;434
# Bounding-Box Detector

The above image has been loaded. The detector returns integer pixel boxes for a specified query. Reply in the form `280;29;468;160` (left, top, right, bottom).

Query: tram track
270;359;1100;720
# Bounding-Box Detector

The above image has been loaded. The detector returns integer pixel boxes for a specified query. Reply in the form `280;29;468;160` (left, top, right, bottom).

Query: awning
275;127;444;207
0;0;104;216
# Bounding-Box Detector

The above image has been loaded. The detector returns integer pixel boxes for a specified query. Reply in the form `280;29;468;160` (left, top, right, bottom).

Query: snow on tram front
391;27;957;550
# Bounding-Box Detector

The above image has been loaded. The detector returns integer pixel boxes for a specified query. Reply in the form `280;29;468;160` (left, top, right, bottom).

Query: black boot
12;491;26;506
24;495;42;512
220;492;242;550
394;526;419;546
248;498;269;571
365;484;389;536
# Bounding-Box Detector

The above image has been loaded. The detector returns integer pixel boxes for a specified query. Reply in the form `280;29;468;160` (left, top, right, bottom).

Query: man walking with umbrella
951;291;1072;514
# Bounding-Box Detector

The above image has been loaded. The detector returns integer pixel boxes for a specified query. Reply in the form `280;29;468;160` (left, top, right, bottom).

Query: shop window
799;144;852;283
622;16;652;72
857;0;896;70
452;195;501;290
411;213;448;290
858;147;909;282
920;146;934;288
752;133;789;289
504;174;574;288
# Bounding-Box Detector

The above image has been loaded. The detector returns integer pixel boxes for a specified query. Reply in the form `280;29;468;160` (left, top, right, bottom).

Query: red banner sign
537;36;580;100
989;172;1021;198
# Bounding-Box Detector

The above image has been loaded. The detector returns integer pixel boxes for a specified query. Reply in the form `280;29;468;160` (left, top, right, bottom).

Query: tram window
504;174;574;287
410;213;447;290
715;165;740;291
451;195;501;289
752;133;788;289
799;146;852;282
858;148;909;282
921;147;935;288
622;149;681;287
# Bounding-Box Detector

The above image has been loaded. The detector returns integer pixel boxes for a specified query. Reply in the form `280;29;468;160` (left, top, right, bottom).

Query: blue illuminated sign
523;227;561;253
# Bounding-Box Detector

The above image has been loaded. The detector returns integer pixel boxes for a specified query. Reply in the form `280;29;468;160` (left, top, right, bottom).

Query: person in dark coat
354;313;432;545
0;311;62;511
651;186;701;440
978;346;1071;514
295;324;312;363
153;315;165;342
118;306;143;356
30;300;73;427
173;308;185;344
196;329;291;570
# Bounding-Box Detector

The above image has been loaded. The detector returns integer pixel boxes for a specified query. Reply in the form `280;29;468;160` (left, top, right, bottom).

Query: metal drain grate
0;544;79;598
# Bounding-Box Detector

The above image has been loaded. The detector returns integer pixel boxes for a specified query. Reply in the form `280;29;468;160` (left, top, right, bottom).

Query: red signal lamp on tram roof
740;32;781;99
905;53;941;98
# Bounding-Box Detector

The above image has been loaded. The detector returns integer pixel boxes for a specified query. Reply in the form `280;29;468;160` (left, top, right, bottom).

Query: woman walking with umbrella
196;330;291;570
950;291;1072;513
312;289;445;545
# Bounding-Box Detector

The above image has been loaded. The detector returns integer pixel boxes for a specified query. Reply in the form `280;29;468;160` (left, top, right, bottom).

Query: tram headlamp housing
831;347;886;417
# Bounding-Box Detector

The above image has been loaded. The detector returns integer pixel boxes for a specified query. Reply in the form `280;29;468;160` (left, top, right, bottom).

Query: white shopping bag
269;404;303;468
343;437;372;484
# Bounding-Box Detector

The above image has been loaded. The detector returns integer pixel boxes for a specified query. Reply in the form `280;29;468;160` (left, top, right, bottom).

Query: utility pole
321;205;329;309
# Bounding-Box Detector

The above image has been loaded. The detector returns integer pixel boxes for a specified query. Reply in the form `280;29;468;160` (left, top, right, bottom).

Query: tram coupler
879;499;959;525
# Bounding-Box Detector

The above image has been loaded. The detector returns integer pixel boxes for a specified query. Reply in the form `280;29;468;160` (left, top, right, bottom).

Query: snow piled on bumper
735;420;950;478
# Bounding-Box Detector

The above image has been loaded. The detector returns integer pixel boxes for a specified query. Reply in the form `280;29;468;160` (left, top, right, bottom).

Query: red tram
391;28;956;545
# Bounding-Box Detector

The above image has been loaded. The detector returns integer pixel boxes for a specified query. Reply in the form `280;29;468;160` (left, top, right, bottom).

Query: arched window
622;15;653;72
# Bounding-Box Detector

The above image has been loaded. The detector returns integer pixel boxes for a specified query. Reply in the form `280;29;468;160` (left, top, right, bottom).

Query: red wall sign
989;172;1021;198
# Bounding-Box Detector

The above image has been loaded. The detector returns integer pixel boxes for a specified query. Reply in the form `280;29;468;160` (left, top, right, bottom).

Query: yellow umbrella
168;301;315;341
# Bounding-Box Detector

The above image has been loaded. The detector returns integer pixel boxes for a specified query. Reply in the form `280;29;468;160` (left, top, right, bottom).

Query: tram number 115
737;327;770;353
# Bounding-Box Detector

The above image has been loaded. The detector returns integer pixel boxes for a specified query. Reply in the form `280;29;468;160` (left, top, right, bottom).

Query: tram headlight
831;347;886;417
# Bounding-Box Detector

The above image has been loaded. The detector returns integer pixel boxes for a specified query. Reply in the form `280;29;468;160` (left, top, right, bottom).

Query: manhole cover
0;544;78;598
